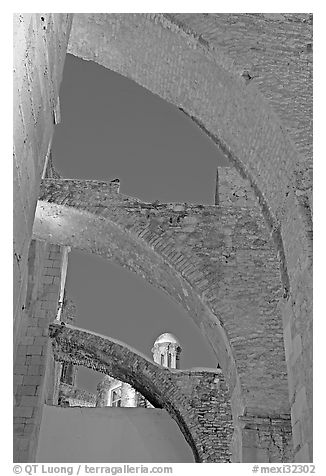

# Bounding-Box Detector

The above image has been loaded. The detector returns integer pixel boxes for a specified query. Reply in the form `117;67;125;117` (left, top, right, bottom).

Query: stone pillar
13;242;66;462
231;414;293;463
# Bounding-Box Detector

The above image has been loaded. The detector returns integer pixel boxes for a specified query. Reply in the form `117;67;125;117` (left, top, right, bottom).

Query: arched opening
50;52;227;399
64;16;312;462
34;183;290;432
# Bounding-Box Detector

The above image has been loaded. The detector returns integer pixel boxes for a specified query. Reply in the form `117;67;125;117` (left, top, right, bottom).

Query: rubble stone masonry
35;178;292;461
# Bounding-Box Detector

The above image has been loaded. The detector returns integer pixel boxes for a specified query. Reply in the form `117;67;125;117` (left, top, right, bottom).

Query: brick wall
13;241;64;462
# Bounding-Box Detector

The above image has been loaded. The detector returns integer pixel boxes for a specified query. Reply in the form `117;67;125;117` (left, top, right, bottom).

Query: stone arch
34;177;291;460
49;322;235;463
65;14;313;460
67;13;312;281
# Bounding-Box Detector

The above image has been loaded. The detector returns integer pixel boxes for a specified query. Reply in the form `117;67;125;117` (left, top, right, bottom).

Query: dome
154;333;181;346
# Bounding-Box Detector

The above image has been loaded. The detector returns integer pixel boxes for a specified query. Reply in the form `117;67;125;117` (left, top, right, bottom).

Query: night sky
52;54;229;393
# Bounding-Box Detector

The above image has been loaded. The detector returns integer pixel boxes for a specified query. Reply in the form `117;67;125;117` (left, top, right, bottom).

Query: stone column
231;414;293;463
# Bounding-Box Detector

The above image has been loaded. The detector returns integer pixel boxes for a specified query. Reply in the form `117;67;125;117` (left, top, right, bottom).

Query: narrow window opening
111;387;122;407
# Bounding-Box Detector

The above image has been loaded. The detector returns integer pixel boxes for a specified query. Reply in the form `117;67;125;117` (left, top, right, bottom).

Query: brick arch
49;322;235;463
66;13;313;460
34;178;291;460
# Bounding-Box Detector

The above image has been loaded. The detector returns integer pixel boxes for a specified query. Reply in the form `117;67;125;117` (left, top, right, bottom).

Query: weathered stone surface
35;178;289;421
13;13;72;354
48;322;234;463
58;382;96;407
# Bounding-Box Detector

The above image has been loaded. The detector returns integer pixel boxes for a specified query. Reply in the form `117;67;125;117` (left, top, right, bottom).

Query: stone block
15;356;27;366
14;424;25;435
14;406;34;418
13;374;24;385
27;345;43;355
21;385;37;396
24;423;35;435
20;336;35;345
242;446;269;463
30;355;44;365
16;345;28;356
33;337;48;346
23;375;42;385
27;365;41;375
41;300;57;310
20;395;39;407
14;365;28;375
26;327;43;337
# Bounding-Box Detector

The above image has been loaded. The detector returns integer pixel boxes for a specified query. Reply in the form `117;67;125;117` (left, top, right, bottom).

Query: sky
52;54;229;393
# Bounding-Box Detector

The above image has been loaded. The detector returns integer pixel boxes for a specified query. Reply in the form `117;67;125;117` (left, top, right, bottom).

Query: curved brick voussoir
48;322;233;462
35;178;289;423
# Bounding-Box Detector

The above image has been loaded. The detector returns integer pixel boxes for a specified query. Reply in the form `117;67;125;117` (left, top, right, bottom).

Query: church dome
154;333;181;346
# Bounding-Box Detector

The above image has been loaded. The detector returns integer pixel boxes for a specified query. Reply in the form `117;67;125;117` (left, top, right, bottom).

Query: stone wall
13;13;72;354
13;241;65;462
58;382;96;407
67;14;312;461
35;179;289;426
